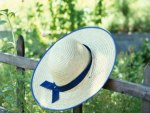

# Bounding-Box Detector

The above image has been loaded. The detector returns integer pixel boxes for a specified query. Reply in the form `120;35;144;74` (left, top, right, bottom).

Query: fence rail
0;35;150;113
0;52;37;70
0;52;150;101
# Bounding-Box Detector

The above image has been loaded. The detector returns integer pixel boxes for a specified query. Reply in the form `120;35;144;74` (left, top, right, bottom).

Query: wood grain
16;36;25;113
141;64;150;113
0;52;38;70
104;78;150;101
0;107;7;113
73;105;82;113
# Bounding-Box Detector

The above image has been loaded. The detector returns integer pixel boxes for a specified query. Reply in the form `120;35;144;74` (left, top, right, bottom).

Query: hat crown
48;38;90;86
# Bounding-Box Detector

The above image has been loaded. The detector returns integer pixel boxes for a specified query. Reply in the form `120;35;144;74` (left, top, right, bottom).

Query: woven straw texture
31;27;116;110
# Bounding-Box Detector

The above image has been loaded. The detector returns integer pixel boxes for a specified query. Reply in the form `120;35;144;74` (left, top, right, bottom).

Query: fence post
141;63;150;113
0;107;7;113
16;35;25;113
73;105;82;113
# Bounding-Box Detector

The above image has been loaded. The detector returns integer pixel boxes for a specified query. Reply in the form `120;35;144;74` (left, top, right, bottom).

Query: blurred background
0;0;150;113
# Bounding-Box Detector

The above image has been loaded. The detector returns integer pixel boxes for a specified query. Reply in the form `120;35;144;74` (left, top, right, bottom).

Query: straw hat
31;27;116;110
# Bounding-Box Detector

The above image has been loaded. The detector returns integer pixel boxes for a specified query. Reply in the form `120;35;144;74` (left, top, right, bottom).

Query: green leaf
0;13;3;16
0;20;7;25
0;9;9;13
7;42;15;47
9;12;15;17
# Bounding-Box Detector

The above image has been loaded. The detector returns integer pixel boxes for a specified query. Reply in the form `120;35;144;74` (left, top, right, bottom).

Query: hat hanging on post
31;27;117;110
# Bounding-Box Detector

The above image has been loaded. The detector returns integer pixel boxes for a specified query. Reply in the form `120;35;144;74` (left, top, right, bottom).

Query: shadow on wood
141;63;150;113
16;35;25;113
73;105;82;113
0;106;7;113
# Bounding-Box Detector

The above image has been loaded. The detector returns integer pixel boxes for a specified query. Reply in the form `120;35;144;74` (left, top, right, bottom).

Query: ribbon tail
52;89;59;103
40;81;53;89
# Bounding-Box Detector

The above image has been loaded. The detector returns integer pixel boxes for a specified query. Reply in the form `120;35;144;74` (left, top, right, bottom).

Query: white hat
31;27;117;110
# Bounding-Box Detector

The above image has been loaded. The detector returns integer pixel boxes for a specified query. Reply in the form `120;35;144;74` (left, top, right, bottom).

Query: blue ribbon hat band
40;44;93;103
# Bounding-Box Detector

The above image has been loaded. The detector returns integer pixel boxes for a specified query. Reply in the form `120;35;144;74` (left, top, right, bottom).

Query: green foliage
116;0;130;17
35;2;44;16
84;90;141;113
0;9;16;52
107;0;150;32
140;39;150;63
48;0;86;40
92;0;105;25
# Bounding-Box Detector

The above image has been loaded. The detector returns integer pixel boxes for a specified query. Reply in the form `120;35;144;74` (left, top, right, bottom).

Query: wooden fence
0;36;150;113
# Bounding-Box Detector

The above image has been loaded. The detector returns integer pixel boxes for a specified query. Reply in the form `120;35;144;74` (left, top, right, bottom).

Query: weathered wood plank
73;105;82;113
104;79;150;101
1;53;150;101
0;106;7;113
141;64;150;113
16;35;25;113
0;52;37;70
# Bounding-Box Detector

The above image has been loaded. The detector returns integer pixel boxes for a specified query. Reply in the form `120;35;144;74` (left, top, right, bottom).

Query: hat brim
31;27;117;110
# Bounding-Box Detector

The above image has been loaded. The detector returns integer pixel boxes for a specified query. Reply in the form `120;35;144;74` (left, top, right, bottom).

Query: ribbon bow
40;81;59;103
